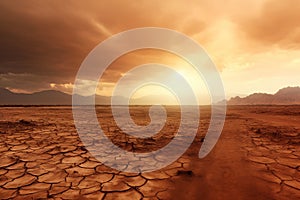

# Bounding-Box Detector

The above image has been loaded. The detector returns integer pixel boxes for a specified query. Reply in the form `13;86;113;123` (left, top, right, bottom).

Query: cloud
0;73;52;92
0;0;299;96
0;0;209;92
0;1;109;90
234;0;300;50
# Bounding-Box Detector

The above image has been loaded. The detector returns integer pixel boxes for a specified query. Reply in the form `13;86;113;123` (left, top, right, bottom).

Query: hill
0;88;112;105
0;88;166;105
228;87;300;105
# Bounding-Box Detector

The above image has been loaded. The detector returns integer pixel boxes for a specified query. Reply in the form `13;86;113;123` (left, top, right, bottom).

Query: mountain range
227;87;300;105
0;88;111;105
0;86;300;105
0;88;176;105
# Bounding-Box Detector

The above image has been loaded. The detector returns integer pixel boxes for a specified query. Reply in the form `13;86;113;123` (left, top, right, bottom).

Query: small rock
255;129;261;134
177;170;194;176
19;119;34;126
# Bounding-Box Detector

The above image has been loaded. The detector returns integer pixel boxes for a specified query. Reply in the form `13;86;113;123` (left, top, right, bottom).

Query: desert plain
0;105;299;199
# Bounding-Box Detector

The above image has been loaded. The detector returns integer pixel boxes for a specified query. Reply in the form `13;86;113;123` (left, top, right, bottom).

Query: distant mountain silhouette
0;88;114;105
0;88;169;105
228;87;300;105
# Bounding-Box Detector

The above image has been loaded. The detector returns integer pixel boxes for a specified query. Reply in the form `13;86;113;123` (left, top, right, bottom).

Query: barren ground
0;105;299;199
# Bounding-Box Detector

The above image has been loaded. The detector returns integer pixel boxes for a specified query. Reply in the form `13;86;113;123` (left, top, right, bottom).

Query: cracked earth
0;105;299;199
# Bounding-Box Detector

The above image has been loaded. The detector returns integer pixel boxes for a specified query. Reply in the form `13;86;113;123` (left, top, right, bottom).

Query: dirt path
171;107;300;200
171;117;273;200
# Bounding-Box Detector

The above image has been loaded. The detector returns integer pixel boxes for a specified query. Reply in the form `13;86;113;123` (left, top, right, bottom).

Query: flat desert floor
0;105;300;199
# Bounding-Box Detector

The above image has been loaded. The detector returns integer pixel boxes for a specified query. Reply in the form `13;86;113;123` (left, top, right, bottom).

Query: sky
0;0;300;104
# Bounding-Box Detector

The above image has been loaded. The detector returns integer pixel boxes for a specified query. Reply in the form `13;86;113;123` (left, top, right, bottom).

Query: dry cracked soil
0;105;299;199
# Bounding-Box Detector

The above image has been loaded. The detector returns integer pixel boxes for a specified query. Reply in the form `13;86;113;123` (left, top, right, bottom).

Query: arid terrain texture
0;105;300;199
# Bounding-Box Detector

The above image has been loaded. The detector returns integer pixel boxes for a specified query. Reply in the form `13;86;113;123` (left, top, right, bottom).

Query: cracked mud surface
0;105;299;199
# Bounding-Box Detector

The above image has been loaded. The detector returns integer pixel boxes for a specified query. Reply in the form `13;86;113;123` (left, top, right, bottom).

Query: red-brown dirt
0;105;299;199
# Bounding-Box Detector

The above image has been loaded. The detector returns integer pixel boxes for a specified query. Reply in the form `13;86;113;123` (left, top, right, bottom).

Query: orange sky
0;0;299;103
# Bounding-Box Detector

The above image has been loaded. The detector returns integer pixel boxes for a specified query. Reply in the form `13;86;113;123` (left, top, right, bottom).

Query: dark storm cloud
0;0;208;92
0;1;103;90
